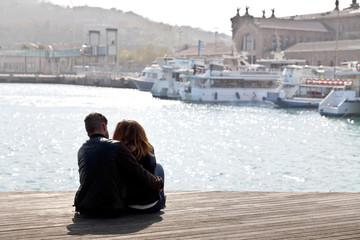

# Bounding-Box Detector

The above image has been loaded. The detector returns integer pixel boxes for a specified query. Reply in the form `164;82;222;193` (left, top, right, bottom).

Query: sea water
0;83;359;192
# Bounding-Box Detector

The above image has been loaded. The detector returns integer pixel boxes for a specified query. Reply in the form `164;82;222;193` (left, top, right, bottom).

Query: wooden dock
0;191;359;239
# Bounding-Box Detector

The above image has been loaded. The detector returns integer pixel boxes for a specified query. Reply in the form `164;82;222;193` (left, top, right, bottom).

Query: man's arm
117;142;163;191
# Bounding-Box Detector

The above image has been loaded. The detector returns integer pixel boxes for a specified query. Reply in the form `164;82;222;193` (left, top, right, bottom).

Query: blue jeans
129;163;166;214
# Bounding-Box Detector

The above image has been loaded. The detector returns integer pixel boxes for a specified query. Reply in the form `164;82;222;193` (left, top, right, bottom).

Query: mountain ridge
0;0;230;51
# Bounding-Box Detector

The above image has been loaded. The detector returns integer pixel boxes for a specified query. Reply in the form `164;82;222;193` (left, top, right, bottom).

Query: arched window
329;60;334;66
245;34;255;51
317;60;322;66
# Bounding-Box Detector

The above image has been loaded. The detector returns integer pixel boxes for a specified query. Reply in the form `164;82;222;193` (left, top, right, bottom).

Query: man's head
84;112;109;138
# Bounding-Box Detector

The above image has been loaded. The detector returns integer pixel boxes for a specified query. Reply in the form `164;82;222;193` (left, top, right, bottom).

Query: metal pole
334;8;339;79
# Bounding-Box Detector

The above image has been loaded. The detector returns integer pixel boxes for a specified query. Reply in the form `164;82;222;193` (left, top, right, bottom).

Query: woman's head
113;120;153;159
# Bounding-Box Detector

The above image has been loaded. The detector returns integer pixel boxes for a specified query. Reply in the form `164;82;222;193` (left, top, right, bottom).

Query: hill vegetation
0;0;230;66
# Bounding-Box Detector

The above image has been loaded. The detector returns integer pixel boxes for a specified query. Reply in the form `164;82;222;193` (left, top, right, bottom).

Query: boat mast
334;0;339;79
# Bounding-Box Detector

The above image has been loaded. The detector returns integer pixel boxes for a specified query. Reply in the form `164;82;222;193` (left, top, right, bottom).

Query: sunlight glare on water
0;83;359;192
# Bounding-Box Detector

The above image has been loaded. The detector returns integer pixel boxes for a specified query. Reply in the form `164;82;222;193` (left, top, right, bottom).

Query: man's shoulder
81;137;120;148
100;137;120;144
98;138;129;152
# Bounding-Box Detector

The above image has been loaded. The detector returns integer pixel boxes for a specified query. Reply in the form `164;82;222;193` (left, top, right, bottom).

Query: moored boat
178;53;302;103
179;62;281;103
265;65;340;108
129;63;164;91
318;62;360;117
151;57;203;99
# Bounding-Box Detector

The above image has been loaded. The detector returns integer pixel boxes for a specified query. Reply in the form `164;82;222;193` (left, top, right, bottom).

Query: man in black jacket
74;112;163;217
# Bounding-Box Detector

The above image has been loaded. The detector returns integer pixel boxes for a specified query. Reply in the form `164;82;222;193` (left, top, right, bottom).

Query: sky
48;0;353;35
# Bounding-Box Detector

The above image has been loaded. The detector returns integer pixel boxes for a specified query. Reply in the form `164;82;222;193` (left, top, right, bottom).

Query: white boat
178;53;306;103
264;65;339;108
130;63;164;91
151;57;202;99
178;62;281;103
318;62;360;117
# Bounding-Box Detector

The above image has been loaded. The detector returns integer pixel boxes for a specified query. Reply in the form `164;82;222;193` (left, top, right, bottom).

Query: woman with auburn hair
113;120;166;213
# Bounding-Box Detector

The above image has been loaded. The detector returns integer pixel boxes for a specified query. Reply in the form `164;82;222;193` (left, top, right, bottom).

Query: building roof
254;18;329;32
287;7;360;21
284;39;360;53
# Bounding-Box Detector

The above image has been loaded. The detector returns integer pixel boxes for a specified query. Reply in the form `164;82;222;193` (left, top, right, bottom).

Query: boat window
193;79;208;87
209;79;274;88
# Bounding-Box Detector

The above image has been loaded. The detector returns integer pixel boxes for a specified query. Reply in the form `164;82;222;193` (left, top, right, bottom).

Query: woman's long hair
113;120;153;160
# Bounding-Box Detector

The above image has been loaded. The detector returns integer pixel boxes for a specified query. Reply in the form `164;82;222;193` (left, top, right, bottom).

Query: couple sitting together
74;112;166;217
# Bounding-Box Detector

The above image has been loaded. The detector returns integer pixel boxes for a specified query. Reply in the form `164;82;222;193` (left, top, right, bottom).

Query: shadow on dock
67;212;163;236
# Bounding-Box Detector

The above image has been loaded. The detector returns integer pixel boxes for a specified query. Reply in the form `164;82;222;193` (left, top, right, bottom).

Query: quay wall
0;74;136;89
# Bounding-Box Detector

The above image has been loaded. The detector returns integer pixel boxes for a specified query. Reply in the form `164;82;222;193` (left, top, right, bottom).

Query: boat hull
131;79;154;91
319;101;360;117
180;87;272;103
265;96;320;108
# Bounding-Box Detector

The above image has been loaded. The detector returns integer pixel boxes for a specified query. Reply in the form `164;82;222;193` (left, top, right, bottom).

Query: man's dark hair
84;112;108;134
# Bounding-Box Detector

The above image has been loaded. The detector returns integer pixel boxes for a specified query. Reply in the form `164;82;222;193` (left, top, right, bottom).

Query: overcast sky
48;0;352;35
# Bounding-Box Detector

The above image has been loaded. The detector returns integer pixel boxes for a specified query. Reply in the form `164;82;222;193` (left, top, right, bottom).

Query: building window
285;37;289;47
330;60;334;66
340;24;344;32
272;36;276;49
317;60;321;66
245;34;254;51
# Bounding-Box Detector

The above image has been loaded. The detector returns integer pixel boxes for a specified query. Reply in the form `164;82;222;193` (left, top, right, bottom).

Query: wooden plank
0;191;359;239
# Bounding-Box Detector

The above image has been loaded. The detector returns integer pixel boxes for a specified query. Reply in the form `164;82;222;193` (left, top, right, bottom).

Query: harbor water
0;83;359;192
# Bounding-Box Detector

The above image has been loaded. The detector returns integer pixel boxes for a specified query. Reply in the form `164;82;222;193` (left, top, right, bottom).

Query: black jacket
74;134;163;216
126;149;159;205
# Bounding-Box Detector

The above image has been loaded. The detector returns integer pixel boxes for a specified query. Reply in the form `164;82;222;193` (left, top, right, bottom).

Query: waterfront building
231;0;360;65
0;28;119;75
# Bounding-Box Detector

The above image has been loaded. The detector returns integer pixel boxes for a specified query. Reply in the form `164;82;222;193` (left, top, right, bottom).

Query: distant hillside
0;0;230;51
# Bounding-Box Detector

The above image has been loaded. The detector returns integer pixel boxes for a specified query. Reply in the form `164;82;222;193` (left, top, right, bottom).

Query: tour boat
178;51;309;103
151;57;204;99
178;63;281;103
264;65;340;108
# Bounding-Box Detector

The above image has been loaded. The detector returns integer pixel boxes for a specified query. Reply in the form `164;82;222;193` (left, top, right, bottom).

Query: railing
0;49;82;58
319;88;347;108
337;97;348;108
303;78;352;86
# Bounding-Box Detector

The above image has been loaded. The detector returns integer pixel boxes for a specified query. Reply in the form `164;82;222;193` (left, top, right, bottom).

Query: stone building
231;0;360;65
